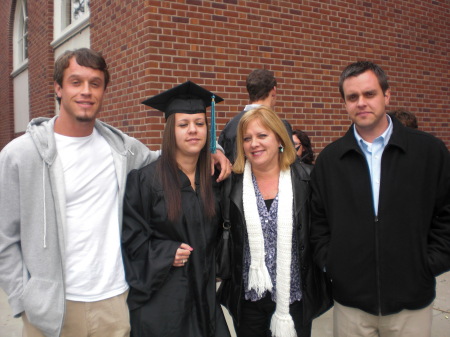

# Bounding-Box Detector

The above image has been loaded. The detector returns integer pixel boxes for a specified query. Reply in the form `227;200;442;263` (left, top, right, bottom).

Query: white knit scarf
243;161;297;337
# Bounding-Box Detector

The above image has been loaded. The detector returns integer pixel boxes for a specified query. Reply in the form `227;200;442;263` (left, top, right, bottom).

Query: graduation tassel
210;94;217;154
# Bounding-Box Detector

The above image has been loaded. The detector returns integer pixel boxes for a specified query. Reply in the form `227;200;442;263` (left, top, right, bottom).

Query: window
62;0;90;30
52;0;90;48
12;0;30;133
13;0;28;70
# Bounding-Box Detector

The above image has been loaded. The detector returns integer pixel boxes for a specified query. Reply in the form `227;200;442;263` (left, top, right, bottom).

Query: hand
211;150;232;182
173;243;193;267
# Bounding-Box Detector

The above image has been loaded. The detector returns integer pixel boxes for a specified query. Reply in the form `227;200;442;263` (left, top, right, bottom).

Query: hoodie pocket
21;277;64;336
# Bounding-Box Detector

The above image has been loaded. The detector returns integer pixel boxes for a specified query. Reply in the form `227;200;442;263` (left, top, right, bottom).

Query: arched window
12;0;30;133
13;0;28;69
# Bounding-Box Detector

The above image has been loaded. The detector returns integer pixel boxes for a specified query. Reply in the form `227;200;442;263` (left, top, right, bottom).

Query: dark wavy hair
246;69;277;102
292;130;315;165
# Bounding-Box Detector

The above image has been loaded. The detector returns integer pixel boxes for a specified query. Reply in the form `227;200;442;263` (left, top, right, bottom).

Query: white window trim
11;61;28;77
12;0;28;74
12;0;30;133
51;0;90;49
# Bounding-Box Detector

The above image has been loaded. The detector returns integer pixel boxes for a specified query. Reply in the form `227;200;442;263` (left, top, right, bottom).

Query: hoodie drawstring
42;160;47;248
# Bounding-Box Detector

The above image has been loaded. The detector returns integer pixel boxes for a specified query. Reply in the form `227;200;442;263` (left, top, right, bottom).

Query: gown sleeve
121;169;181;310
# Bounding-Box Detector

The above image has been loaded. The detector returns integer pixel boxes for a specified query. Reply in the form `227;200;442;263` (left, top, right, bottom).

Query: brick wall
0;0;14;149
27;0;55;120
90;0;450;152
1;0;449;152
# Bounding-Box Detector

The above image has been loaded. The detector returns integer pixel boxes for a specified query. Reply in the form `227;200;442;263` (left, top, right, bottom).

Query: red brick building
1;0;449;152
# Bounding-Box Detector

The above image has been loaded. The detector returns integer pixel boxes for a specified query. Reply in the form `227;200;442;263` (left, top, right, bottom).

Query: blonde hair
233;106;296;173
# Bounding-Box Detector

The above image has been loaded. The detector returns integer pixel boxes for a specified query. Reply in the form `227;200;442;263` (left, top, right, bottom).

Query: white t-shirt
55;128;128;301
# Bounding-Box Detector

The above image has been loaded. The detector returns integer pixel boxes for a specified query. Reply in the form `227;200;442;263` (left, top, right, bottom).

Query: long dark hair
157;114;215;222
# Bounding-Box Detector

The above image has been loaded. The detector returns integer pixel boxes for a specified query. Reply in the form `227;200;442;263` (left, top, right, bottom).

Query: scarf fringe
248;263;273;295
270;311;297;337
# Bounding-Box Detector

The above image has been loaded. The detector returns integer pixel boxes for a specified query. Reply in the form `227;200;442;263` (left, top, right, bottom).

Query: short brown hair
339;61;389;101
246;69;277;102
54;48;110;104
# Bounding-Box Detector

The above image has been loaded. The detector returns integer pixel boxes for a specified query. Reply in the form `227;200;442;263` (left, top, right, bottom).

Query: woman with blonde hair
218;106;331;337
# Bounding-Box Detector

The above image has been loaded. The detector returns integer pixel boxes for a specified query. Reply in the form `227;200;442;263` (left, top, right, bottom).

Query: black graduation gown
122;160;230;337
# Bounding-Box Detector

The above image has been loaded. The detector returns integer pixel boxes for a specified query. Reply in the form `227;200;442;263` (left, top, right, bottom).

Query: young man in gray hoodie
0;48;230;337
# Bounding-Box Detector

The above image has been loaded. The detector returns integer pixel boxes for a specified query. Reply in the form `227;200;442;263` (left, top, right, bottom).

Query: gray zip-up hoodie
0;117;159;337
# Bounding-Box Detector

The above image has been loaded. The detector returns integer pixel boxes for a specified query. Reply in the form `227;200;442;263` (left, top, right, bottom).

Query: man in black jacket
310;61;450;337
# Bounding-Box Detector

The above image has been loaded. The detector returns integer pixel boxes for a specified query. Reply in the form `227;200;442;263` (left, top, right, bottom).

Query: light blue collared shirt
354;115;393;215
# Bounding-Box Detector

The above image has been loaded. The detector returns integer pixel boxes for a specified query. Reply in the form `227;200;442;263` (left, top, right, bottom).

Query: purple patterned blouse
243;174;302;303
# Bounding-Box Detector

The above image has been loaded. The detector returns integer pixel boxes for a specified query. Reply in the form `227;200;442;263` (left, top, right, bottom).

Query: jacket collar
337;116;407;159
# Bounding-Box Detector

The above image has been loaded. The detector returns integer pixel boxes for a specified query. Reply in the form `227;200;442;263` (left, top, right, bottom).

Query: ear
384;88;391;106
54;81;62;99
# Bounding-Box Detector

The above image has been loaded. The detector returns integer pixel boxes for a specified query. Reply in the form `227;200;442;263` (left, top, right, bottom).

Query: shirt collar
244;103;262;112
354;114;393;149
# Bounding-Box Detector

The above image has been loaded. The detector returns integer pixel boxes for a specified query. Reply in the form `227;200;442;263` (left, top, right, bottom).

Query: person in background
121;81;231;337
218;69;293;163
388;109;418;129
0;49;231;337
292;129;315;165
219;106;332;337
310;61;450;337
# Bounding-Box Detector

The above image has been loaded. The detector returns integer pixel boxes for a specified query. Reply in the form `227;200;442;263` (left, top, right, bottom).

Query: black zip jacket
310;117;450;315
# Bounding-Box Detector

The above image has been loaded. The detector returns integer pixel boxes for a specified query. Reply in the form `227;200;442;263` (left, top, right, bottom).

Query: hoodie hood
27;116;132;165
27;117;58;165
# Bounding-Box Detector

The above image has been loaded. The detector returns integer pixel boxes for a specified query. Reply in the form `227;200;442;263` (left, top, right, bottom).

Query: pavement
1;272;449;336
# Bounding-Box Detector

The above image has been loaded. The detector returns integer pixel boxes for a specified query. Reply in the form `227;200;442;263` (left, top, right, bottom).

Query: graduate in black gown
122;81;231;337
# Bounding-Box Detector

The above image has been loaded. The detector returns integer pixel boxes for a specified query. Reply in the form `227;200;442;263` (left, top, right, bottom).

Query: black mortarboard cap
142;81;224;120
